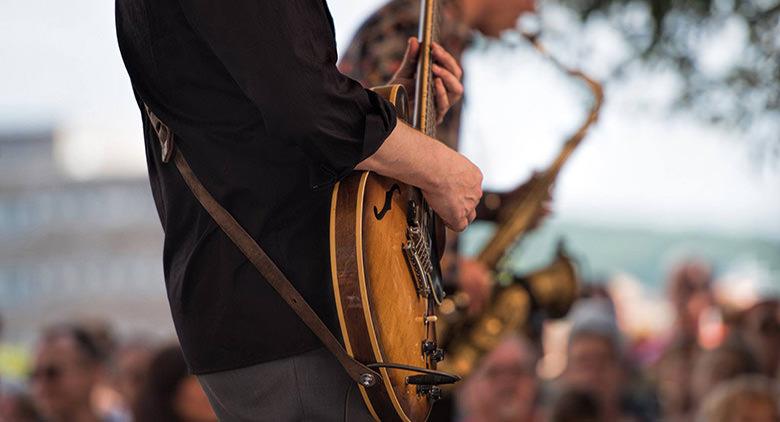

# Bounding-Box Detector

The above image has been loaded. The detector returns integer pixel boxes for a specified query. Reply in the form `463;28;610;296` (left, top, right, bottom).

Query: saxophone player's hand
489;172;553;229
457;257;494;316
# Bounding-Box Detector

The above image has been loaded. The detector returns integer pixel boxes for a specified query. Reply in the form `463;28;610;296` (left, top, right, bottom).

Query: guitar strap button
359;373;378;387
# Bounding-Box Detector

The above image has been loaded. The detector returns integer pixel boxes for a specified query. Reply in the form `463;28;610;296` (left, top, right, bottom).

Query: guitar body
330;85;443;422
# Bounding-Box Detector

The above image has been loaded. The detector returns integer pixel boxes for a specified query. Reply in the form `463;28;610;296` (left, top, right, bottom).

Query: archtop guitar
329;0;459;420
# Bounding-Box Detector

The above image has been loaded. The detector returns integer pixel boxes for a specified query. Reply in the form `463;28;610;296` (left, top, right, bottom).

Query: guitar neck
413;0;439;138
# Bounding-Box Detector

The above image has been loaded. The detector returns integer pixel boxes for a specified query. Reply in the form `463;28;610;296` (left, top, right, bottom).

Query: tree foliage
561;0;780;156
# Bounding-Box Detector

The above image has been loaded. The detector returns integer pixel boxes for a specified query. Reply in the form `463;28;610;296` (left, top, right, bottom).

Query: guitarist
340;0;547;316
115;0;481;420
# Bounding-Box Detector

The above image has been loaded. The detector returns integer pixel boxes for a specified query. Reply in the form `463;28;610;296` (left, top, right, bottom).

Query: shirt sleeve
176;0;397;185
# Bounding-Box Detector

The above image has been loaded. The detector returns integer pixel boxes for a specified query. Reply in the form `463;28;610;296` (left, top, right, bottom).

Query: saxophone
440;242;578;377
438;33;604;378
477;33;604;271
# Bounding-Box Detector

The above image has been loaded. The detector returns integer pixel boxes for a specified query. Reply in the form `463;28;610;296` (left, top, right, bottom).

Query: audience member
666;259;715;345
110;338;154;413
0;383;42;422
654;338;698;421
696;375;779;422
457;335;541;422
133;344;216;422
29;324;108;422
737;299;780;379
561;298;656;422
75;320;128;422
716;265;780;379
690;339;759;405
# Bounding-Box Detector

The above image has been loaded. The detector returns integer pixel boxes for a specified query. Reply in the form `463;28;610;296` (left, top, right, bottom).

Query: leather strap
145;105;380;387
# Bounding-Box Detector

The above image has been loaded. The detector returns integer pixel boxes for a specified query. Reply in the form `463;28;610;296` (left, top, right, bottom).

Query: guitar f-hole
373;184;401;220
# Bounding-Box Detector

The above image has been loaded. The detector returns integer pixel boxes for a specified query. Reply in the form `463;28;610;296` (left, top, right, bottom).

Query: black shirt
115;0;397;374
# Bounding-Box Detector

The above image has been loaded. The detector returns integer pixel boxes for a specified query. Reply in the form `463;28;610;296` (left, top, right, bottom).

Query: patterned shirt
339;0;473;150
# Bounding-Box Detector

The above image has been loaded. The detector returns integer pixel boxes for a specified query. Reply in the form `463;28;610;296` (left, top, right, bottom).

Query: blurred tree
558;0;779;158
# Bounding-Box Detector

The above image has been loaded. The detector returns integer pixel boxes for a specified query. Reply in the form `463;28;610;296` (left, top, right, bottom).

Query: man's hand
457;258;494;316
390;37;464;124
420;150;482;232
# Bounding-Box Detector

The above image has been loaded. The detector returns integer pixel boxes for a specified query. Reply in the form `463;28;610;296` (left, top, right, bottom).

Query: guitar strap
144;104;380;387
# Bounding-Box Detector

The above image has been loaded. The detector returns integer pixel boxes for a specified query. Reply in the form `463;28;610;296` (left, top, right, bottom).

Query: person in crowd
666;259;716;345
0;383;42;422
455;334;541;422
690;339;760;405
736;297;780;379
29;324;109;422
696;375;779;422
109;338;154;417
133;345;216;422
560;298;657;422
548;388;603;422
77;320;117;364
716;265;780;379
75;320;129;422
654;338;698;422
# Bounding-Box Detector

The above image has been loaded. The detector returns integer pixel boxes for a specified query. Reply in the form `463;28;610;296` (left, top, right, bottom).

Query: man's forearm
356;121;483;231
356;121;447;191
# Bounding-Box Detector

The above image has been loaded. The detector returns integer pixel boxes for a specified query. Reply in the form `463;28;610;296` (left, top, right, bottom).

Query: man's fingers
434;77;450;123
432;42;462;79
446;214;469;232
408;37;420;59
397;38;420;78
447;221;467;232
432;64;464;101
467;208;477;223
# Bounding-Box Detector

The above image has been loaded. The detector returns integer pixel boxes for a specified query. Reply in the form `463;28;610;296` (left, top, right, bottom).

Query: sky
1;0;778;240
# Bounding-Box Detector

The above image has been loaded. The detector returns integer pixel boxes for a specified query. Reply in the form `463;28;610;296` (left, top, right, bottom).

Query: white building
0;129;174;345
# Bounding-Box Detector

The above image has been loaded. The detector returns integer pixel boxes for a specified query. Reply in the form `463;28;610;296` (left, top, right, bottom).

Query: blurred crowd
0;321;216;422
0;258;778;422
439;258;780;422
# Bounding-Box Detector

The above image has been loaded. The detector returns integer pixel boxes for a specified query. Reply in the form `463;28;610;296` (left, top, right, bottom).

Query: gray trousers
197;348;374;422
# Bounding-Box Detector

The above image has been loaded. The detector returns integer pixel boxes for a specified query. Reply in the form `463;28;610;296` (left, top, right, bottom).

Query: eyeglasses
29;365;64;383
484;364;535;379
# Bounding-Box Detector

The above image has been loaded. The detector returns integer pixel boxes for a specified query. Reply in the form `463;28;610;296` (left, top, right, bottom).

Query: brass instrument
477;34;604;271
439;242;578;376
438;34;604;378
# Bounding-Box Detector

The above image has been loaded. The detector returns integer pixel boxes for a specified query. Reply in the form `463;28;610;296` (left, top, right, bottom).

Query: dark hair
133;344;191;422
699;338;761;382
41;323;104;364
0;386;42;422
